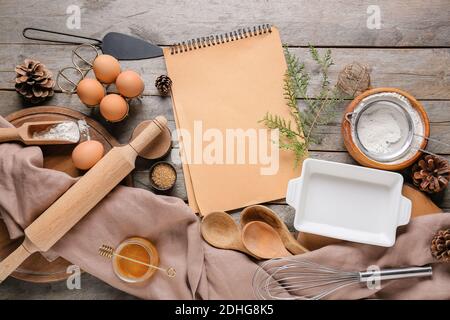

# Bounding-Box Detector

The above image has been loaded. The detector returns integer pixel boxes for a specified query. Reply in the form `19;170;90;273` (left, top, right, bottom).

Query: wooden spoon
242;221;292;259
0;121;80;145
241;205;308;254
200;211;258;258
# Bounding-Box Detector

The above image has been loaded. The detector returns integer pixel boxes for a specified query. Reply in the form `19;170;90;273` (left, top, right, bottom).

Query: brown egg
77;78;105;106
99;94;129;122
116;70;144;98
93;54;121;84
72;140;105;170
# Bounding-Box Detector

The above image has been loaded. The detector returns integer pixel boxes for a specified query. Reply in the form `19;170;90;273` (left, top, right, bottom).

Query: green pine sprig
259;46;344;167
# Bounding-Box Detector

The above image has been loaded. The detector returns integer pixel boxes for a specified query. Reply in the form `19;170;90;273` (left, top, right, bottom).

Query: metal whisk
253;258;432;300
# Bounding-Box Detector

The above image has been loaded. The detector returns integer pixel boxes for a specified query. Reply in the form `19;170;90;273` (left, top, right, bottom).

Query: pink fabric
256;214;450;299
0;116;448;299
0;116;257;299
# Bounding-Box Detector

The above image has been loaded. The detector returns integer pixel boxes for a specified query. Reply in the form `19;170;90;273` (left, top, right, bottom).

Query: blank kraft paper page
164;26;301;214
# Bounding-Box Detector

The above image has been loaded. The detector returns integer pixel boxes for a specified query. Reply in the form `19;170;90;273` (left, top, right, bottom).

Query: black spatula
23;27;163;60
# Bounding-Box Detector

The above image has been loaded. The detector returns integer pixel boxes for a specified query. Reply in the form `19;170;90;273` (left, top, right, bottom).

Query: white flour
351;92;425;164
77;119;90;140
357;107;403;154
33;121;80;142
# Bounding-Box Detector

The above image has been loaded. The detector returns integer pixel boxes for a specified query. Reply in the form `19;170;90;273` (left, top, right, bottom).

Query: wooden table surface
0;0;449;299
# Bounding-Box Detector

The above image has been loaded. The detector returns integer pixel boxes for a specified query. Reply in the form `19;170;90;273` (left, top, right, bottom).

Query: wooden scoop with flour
0;120;80;145
0;116;167;283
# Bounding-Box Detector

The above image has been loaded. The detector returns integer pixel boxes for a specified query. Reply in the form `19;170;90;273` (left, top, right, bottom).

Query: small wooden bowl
149;161;177;192
131;120;172;160
342;87;430;171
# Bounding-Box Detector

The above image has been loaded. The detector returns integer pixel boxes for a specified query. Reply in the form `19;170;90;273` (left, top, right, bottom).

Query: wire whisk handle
359;266;432;282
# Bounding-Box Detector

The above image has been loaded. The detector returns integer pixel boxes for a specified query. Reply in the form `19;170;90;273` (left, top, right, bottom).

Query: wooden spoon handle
0;244;32;283
279;247;293;257
285;241;309;255
0;127;21;143
234;243;262;260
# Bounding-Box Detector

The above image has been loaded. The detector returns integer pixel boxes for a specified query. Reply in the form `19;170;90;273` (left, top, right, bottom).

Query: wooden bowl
341;87;430;171
149;161;177;192
131;120;172;160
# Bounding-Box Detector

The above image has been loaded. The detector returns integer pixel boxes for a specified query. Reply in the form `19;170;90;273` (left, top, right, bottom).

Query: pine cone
15;59;54;103
411;155;450;194
155;75;172;96
431;229;450;262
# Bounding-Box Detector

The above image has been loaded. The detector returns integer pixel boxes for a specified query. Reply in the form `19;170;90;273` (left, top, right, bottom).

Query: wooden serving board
0;106;133;283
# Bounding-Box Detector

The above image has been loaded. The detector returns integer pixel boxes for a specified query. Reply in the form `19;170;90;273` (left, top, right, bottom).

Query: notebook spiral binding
170;24;272;55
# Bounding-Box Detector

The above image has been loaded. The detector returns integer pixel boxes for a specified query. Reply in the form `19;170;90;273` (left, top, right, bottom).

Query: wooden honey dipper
0;116;168;283
99;244;176;278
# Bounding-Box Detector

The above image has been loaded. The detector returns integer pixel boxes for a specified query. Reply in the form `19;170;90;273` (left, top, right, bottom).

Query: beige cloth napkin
0;116;448;299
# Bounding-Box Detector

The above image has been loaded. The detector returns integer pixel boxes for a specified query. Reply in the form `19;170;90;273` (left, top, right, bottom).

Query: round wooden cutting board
0;106;133;283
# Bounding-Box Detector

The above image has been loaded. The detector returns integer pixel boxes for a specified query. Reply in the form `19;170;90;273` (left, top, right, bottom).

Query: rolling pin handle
0;241;34;284
129;116;168;155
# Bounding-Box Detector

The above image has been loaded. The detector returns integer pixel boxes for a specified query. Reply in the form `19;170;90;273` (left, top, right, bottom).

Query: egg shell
72;140;105;170
100;93;129;122
116;70;144;98
93;54;121;84
77;78;105;106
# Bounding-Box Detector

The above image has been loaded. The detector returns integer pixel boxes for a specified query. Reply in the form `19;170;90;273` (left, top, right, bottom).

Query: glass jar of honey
112;237;159;283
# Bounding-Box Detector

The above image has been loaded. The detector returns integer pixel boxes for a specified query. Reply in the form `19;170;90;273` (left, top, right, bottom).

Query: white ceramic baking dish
286;159;411;247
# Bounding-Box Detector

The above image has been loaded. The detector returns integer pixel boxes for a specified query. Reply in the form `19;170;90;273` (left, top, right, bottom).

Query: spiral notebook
164;25;302;215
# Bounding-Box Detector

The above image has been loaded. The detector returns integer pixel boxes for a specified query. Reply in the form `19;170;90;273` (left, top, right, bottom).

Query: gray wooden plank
2;90;450;124
1;46;449;99
0;0;449;47
2;91;450;153
0;273;136;300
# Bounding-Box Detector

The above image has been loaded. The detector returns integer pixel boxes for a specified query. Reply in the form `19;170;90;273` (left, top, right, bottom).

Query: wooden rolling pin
0;116;167;283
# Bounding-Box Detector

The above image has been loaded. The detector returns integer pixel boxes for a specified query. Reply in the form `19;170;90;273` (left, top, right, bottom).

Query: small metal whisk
253;257;432;300
99;244;176;278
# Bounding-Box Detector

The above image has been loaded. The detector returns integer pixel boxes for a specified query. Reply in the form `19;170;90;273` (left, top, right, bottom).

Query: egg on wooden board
93;54;121;84
100;93;129;122
116;70;144;98
77;78;105;106
72;140;105;170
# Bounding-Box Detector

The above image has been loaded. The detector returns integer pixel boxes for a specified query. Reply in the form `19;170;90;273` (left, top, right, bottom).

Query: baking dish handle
286;178;303;208
397;196;412;226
